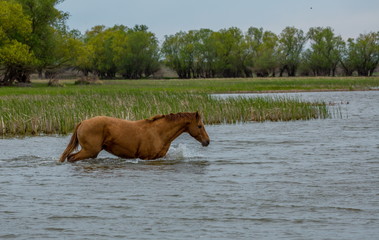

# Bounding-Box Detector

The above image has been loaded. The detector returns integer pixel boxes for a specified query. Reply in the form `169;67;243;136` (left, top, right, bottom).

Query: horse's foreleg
67;149;100;162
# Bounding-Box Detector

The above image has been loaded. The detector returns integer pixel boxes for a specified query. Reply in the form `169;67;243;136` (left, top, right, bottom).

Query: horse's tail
59;123;81;162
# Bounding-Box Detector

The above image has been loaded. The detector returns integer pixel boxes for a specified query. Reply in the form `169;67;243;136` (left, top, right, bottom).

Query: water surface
1;91;378;239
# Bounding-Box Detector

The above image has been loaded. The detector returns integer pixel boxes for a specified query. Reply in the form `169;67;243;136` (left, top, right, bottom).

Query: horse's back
78;116;135;135
80;116;148;158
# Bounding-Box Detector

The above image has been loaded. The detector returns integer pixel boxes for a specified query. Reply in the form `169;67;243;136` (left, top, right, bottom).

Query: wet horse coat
59;112;210;162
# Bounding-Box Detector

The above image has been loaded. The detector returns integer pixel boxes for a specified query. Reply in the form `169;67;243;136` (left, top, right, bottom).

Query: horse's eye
198;125;202;129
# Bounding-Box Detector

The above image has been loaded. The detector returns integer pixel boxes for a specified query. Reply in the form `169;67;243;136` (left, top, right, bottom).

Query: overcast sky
58;0;379;41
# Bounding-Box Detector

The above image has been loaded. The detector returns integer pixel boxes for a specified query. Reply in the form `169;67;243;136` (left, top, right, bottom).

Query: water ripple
1;91;379;240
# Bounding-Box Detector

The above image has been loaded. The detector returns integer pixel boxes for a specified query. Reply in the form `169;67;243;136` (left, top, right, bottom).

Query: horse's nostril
202;140;210;147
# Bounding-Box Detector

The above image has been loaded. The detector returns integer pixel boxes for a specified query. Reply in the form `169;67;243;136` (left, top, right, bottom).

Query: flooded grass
0;91;329;136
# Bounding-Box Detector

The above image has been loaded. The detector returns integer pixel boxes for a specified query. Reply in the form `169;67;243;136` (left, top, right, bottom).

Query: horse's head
188;112;210;147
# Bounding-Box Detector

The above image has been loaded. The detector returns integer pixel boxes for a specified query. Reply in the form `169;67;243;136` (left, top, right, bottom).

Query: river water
1;91;378;240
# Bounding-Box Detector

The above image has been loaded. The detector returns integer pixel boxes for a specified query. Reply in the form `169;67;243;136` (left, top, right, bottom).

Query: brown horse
59;112;210;162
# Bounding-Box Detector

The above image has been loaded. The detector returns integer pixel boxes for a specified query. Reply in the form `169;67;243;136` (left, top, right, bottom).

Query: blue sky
58;0;379;41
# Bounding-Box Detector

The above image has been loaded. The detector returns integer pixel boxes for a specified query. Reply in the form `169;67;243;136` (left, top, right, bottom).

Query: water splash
167;143;204;160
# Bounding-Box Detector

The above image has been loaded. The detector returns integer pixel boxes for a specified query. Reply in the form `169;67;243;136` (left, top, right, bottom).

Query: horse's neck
156;119;188;144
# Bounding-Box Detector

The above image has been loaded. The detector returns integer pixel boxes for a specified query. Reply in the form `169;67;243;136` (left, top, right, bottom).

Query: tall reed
0;91;330;136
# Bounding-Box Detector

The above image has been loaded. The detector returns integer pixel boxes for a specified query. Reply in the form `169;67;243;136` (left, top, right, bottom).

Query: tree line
162;27;379;78
1;0;378;86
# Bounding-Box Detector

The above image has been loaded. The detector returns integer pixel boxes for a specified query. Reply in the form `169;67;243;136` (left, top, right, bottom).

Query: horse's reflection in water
59;112;210;162
72;157;210;176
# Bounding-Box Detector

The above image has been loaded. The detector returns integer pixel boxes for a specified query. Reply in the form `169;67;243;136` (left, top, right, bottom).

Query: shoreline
216;88;379;94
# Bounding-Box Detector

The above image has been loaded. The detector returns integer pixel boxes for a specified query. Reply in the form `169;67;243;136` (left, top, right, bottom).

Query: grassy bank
0;90;329;136
1;77;379;96
118;76;379;93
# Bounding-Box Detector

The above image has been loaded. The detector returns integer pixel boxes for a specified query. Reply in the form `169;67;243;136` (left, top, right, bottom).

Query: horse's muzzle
202;140;210;147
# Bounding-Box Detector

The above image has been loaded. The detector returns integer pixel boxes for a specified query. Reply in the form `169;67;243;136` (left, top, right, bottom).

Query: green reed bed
0;91;329;136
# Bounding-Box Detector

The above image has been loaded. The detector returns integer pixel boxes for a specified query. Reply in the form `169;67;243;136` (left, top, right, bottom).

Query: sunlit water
1;91;378;239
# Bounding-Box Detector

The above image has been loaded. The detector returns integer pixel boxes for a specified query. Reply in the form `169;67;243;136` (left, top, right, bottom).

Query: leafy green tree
162;29;218;78
82;25;160;79
211;27;247;77
17;0;69;77
163;27;281;78
184;30;202;78
0;0;70;85
343;32;379;76
0;0;36;85
161;33;181;77
305;27;345;76
244;27;263;76
162;31;193;78
192;29;217;78
256;31;279;77
73;41;94;77
245;27;278;77
85;25;121;78
113;25;160;79
43;29;85;79
278;27;307;76
340;39;356;76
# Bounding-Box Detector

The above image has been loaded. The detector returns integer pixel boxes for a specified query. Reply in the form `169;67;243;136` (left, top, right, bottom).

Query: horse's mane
146;112;196;122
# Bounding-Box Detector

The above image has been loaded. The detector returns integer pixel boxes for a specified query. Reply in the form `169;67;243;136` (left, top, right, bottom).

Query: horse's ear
195;111;200;120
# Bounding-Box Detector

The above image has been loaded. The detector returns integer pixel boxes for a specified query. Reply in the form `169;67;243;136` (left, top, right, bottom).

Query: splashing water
166;143;204;160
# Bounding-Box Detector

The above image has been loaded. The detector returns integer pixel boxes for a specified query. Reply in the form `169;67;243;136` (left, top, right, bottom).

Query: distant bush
74;76;103;85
